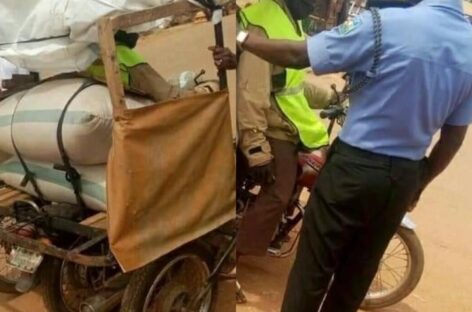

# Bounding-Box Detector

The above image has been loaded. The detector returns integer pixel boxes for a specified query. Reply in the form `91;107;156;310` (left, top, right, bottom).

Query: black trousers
281;139;427;312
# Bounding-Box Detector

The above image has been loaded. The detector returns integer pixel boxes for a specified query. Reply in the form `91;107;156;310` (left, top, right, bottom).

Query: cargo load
0;157;106;212
0;0;173;72
0;78;153;165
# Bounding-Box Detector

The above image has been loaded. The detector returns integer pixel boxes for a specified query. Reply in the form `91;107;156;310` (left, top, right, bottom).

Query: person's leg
129;64;177;102
321;159;424;312
237;138;298;256
280;189;351;312
281;147;394;312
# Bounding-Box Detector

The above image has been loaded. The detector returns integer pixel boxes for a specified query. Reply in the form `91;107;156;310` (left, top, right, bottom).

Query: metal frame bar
0;229;114;267
97;1;199;112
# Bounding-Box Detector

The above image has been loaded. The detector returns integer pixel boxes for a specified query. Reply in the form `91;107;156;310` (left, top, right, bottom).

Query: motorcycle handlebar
320;105;344;120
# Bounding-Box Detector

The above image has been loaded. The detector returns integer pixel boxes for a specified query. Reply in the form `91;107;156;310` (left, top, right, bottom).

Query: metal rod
208;236;236;282
80;290;125;312
0;229;114;267
189;236;236;309
72;232;108;254
212;8;228;90
49;217;106;238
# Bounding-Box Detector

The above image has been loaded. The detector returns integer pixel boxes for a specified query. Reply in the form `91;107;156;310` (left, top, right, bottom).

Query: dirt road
2;2;472;312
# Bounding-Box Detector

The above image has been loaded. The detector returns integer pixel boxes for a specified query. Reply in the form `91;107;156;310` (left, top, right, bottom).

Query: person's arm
241;12;375;74
411;97;472;210
237;47;274;168
424;125;467;187
242;34;309;69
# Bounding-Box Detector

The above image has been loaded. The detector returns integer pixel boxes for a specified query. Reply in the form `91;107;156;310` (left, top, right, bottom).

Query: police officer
237;0;472;311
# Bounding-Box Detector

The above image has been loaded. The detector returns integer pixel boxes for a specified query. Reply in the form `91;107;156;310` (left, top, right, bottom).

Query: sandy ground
2;2;472;312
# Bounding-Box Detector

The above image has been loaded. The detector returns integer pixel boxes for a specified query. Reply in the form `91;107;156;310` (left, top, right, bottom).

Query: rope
343;7;383;95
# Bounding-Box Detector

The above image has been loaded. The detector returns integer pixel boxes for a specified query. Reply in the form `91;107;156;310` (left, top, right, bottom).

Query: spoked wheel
362;227;424;310
0;243;22;293
121;245;215;312
41;256;119;312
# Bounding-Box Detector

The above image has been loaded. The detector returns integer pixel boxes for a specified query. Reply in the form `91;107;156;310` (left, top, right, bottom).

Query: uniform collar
420;0;463;12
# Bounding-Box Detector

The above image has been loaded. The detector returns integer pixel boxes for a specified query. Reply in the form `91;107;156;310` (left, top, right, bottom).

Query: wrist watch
236;30;250;50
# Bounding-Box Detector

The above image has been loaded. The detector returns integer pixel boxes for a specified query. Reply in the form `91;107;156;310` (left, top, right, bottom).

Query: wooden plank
80;212;108;230
0;188;16;196
98;17;127;112
111;1;197;30
0;186;32;208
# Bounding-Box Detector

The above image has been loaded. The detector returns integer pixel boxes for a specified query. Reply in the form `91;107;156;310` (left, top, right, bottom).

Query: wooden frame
98;1;199;111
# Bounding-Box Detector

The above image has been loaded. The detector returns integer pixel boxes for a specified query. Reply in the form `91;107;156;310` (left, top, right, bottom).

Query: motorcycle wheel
361;227;424;310
0;243;21;293
41;256;119;312
120;244;216;312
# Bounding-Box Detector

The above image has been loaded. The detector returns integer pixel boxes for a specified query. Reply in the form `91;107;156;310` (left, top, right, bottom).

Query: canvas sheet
107;91;235;271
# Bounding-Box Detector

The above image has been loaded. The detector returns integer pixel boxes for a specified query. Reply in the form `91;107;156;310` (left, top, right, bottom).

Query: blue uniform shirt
308;0;472;160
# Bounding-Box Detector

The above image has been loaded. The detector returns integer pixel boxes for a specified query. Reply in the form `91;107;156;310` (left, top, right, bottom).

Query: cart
0;1;236;311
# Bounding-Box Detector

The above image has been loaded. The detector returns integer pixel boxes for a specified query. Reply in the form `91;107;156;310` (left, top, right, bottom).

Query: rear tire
120;244;216;312
41;257;70;312
361;227;424;310
41;256;120;312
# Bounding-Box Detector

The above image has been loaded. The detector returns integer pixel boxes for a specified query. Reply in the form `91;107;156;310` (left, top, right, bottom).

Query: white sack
0;78;153;165
0;157;106;212
0;0;173;72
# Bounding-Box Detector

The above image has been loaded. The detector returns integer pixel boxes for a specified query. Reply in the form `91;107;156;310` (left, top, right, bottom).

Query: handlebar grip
319;110;330;119
320;105;345;119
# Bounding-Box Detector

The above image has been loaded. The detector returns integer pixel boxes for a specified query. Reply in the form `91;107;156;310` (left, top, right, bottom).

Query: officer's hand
208;46;237;71
250;162;275;185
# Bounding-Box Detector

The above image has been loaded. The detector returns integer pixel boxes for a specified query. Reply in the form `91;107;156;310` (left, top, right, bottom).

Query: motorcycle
236;97;424;310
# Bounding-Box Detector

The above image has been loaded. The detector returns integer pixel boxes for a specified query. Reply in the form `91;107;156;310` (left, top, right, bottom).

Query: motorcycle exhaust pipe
79;289;124;312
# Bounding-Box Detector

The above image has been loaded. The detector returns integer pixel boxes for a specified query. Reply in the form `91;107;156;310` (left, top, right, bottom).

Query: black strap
343;7;383;94
55;80;97;210
9;87;47;203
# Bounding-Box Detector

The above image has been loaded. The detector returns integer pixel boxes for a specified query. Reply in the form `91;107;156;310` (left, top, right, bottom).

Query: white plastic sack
0;157;106;212
0;78;153;165
0;0;173;72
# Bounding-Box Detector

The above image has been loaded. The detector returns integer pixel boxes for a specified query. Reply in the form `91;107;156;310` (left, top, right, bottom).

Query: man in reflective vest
85;30;210;102
237;0;332;257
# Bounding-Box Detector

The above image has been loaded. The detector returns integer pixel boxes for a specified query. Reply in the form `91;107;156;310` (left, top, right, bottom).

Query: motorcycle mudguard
400;214;416;230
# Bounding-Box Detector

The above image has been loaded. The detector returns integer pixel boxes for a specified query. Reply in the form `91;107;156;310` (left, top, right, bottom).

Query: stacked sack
0;78;153;211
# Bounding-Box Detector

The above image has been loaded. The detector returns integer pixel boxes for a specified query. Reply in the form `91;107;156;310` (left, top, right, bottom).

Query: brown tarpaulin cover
107;91;235;271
